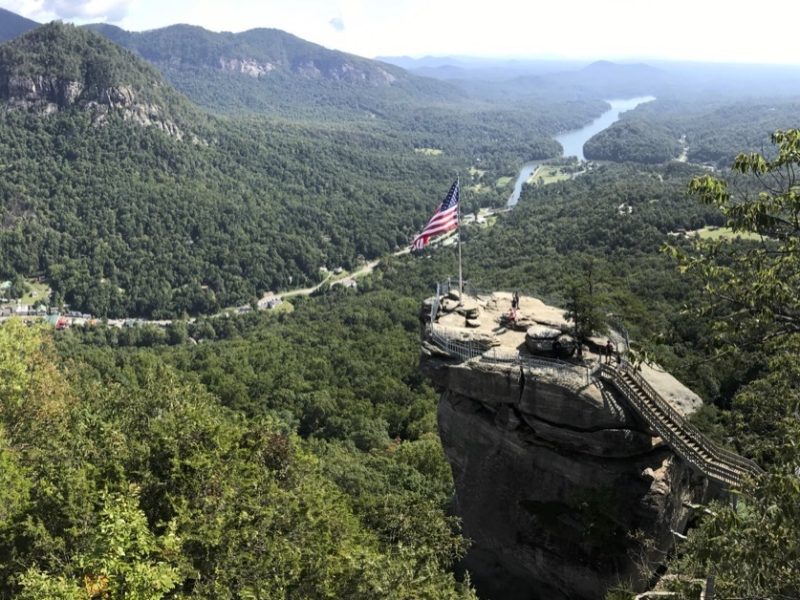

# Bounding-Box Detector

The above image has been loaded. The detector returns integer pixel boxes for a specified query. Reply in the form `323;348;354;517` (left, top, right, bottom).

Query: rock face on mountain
0;22;194;137
88;23;405;86
421;347;709;600
0;74;182;135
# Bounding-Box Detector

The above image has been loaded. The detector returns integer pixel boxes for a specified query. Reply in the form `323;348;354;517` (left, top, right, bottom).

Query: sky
2;0;800;65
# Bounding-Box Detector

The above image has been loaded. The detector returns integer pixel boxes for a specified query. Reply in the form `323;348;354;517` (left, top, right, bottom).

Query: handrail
426;280;763;487
599;363;763;487
427;323;591;387
615;363;763;476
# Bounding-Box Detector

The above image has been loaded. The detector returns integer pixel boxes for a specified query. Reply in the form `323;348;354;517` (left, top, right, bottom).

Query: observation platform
421;281;763;487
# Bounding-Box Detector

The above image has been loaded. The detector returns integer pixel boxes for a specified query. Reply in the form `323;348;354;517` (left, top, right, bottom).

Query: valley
0;7;799;600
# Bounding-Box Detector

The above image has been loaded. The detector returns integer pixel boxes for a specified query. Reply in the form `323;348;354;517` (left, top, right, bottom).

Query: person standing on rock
512;291;520;310
605;340;615;364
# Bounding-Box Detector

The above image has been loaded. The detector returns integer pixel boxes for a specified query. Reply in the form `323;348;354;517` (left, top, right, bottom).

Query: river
506;96;655;207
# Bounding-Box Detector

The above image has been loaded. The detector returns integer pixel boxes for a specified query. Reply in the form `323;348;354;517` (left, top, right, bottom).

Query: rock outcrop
0;74;184;138
421;349;709;600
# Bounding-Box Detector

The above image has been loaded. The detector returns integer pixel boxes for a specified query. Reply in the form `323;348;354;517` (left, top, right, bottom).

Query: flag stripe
411;181;459;250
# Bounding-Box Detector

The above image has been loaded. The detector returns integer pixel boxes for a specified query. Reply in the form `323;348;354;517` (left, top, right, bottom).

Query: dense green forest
1;11;798;600
33;140;796;598
0;315;475;599
2;126;798;598
0;24;610;318
584;96;800;168
583;120;681;163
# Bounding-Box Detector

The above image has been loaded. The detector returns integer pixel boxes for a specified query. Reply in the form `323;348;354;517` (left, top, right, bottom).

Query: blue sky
2;0;800;64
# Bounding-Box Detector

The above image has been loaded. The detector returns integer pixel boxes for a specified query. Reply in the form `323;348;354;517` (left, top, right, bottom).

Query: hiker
605;340;615;364
512;291;520;310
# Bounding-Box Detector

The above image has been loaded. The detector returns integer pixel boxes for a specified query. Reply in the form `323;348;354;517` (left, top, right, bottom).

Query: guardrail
599;363;763;487
427;280;762;487
427;323;592;387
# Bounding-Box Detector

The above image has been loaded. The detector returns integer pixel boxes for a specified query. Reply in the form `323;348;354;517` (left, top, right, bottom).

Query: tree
674;129;800;349
659;130;800;599
563;258;606;344
17;486;183;600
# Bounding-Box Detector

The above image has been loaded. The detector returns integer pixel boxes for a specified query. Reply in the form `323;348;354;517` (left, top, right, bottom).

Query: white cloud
0;0;135;22
3;0;800;64
44;0;134;21
329;16;344;32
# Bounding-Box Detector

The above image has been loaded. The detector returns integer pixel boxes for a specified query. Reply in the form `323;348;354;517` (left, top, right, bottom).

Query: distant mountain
85;23;462;114
0;21;461;318
378;55;590;81
0;8;38;43
0;22;200;133
540;60;670;96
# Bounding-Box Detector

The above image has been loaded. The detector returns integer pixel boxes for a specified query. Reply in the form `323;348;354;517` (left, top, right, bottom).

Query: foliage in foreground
0;319;475;599
652;132;800;599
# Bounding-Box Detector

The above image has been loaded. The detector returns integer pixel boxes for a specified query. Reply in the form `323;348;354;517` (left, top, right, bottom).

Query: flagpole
457;173;463;302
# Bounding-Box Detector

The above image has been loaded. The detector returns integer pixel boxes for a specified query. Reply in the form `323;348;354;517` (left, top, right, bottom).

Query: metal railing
427;323;591;387
426;280;592;387
599;363;763;487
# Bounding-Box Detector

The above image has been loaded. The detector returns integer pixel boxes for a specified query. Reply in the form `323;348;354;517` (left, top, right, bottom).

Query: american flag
411;181;460;251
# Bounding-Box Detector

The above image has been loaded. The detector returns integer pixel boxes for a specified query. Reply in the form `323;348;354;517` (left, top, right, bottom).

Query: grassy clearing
414;148;443;156
24;281;50;305
528;165;571;185
692;226;762;242
495;176;513;189
469;166;486;178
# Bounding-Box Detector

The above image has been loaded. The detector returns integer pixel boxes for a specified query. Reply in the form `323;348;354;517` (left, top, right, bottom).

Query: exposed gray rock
0;75;183;139
441;298;459;312
423;352;710;600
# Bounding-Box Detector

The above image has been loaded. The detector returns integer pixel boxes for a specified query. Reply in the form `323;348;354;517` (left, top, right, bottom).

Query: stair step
610;372;752;484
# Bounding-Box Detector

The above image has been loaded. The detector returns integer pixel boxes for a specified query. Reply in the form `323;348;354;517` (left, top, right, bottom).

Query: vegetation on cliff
656;130;800;600
583;119;681;164
0;314;476;599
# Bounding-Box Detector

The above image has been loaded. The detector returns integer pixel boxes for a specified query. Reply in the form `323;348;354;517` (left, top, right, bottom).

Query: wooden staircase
599;363;763;487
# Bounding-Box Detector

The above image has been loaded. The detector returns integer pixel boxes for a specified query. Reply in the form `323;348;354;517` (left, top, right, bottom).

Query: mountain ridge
0;7;39;42
83;21;462;114
0;21;202;135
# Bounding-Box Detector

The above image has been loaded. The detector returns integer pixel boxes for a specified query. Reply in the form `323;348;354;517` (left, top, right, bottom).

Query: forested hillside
85;22;463;115
0;23;610;318
0;316;476;599
583;120;681;163
1;9;797;598
583;96;800;167
0;21;198;128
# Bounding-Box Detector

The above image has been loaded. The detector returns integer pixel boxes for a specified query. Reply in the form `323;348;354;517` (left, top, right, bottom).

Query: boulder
456;300;480;319
441;298;459;312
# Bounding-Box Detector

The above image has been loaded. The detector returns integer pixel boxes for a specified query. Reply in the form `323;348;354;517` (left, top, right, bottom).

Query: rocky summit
420;288;711;600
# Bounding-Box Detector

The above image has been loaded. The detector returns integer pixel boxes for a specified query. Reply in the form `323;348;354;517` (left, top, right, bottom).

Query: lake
506;96;655;207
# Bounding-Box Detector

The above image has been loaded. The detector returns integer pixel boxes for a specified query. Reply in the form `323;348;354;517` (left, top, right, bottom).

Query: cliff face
0;74;184;137
423;351;708;600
